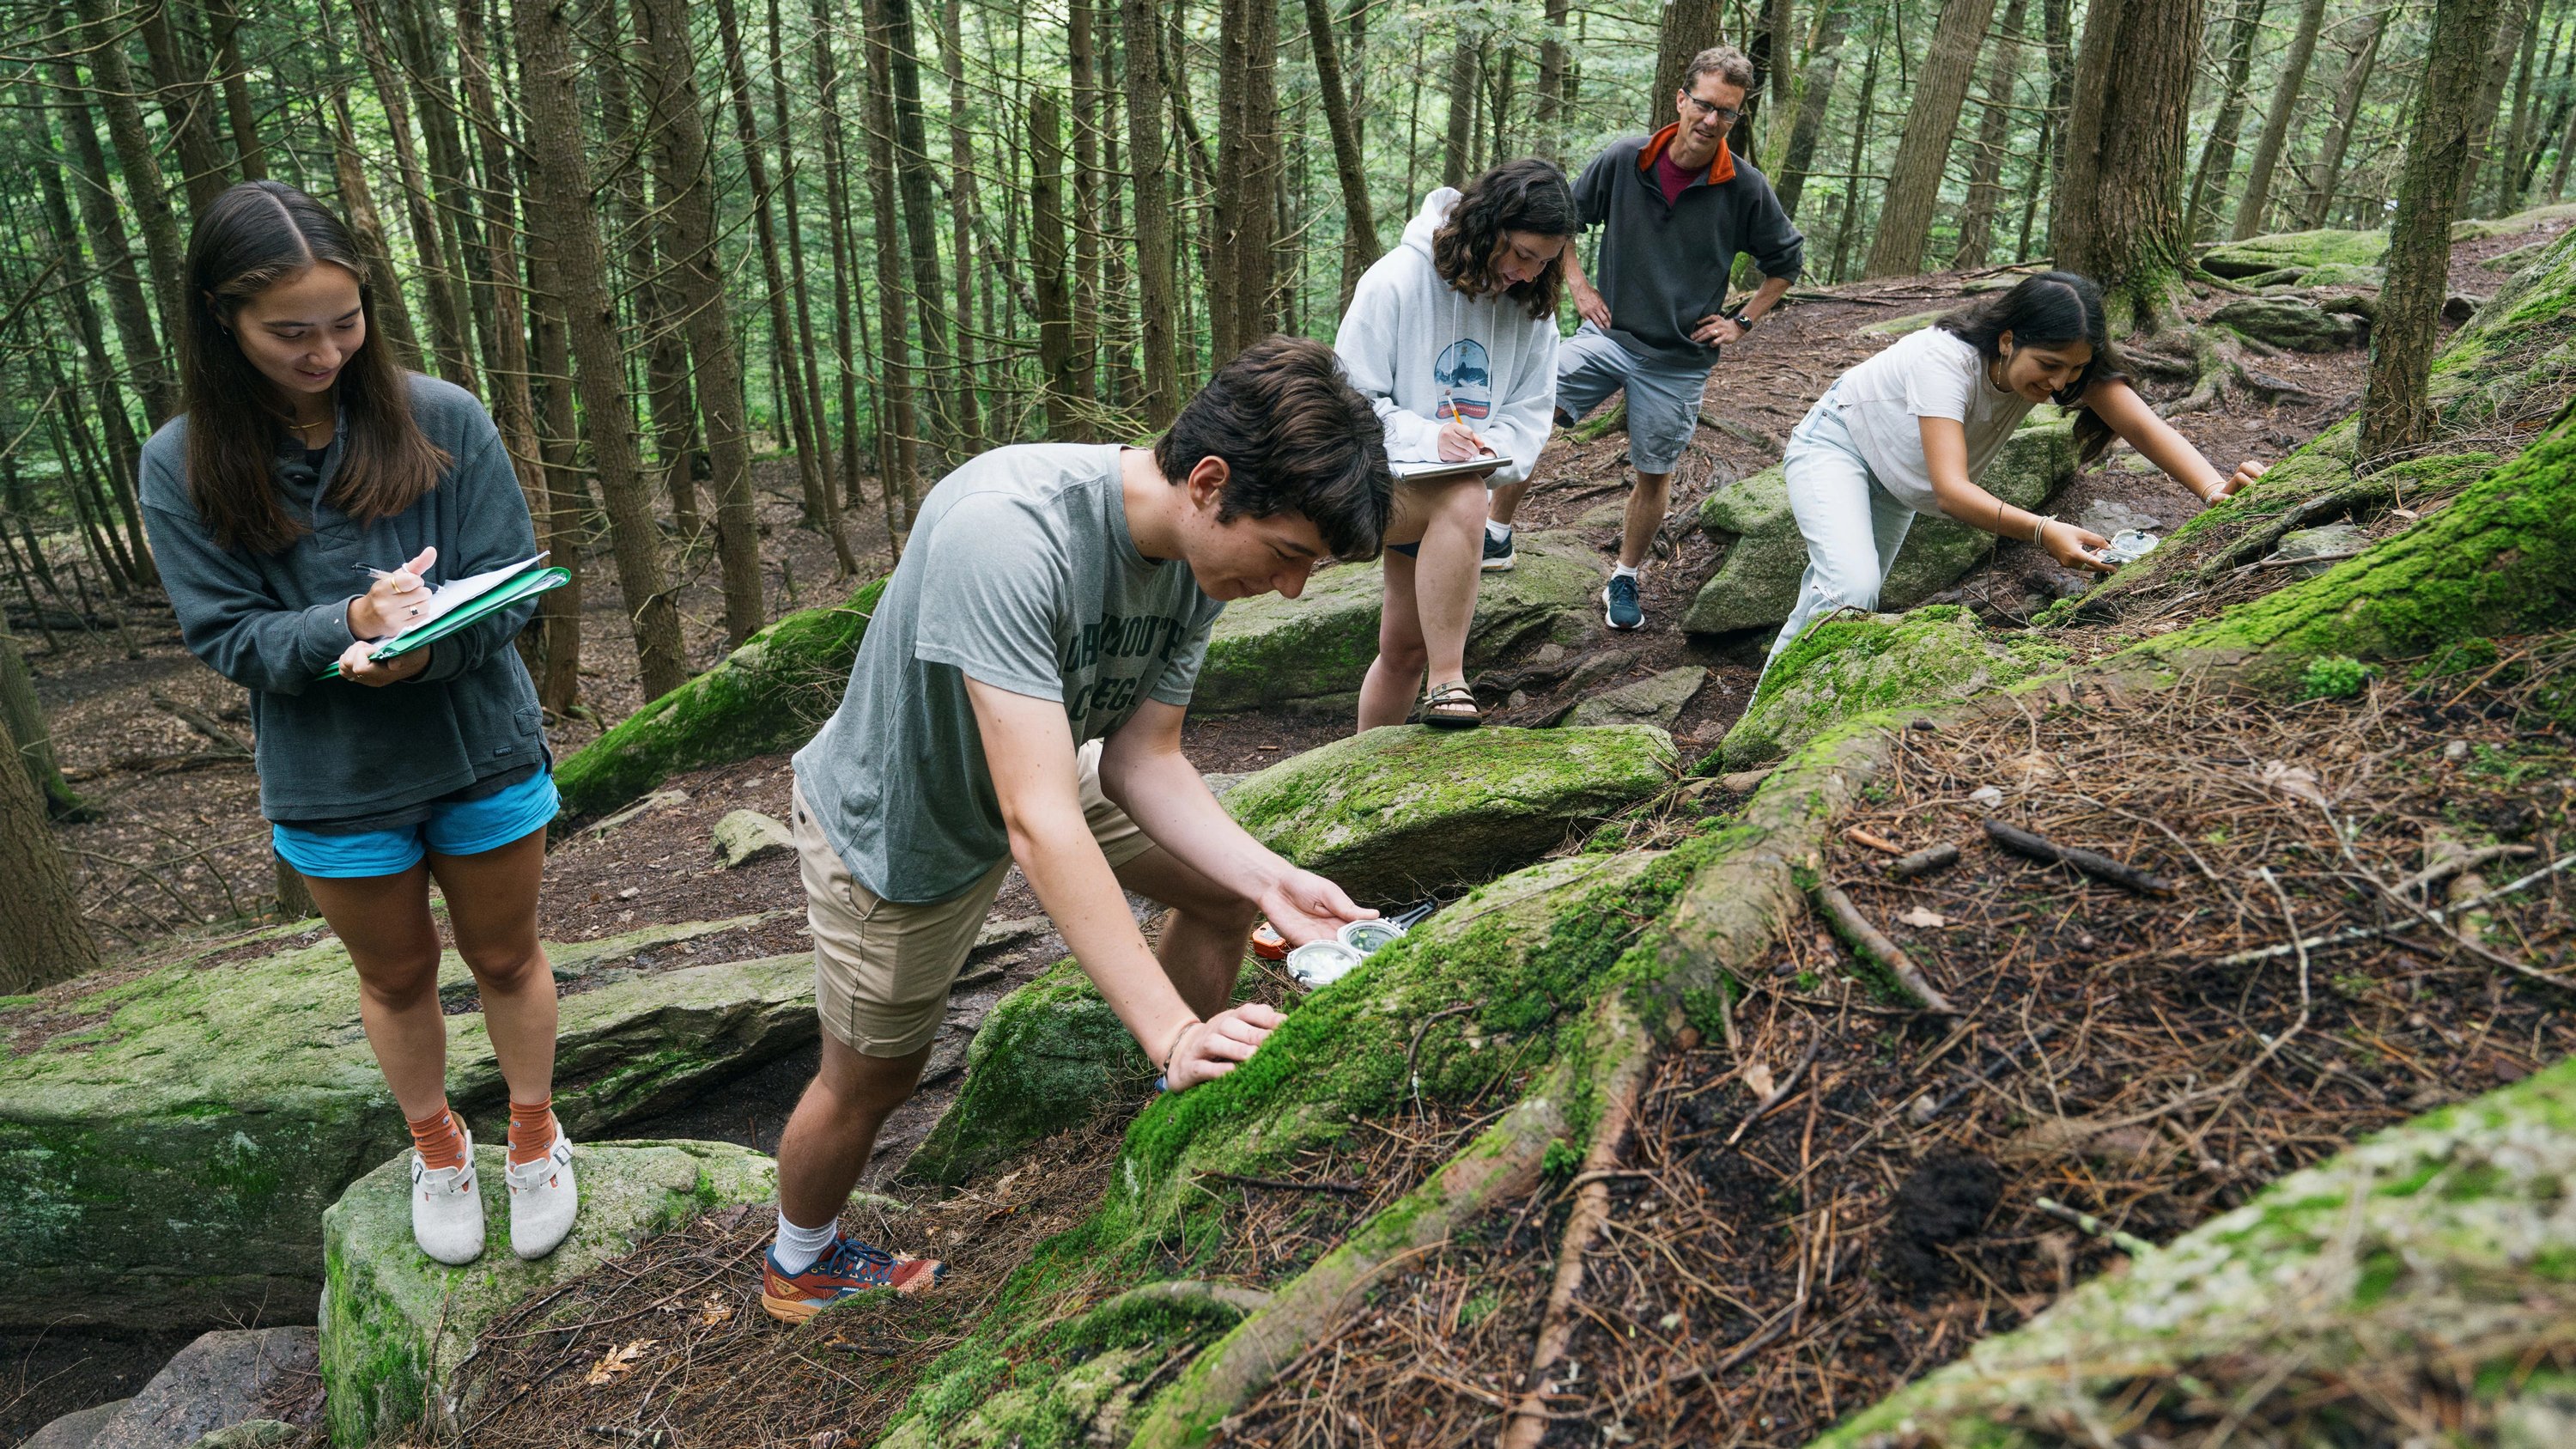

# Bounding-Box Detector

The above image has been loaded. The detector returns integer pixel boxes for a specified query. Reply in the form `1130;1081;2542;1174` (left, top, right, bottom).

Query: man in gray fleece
1485;44;1804;632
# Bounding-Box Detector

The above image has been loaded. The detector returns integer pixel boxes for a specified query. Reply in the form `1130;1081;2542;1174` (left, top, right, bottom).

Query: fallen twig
1723;1032;1826;1147
1814;885;1960;1014
1984;819;2178;896
1842;827;1905;856
2032;1196;2156;1257
148;687;253;756
1889;842;1961;879
2210;849;2576;976
2395;843;2538;898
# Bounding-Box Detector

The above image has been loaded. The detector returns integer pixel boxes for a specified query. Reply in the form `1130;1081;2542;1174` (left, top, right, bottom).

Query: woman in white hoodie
1335;159;1575;729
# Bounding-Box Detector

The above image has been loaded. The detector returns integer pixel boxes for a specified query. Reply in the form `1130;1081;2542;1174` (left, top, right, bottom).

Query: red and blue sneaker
761;1235;945;1324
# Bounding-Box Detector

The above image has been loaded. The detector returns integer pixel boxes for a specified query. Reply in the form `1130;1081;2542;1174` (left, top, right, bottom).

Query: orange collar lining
1637;122;1737;188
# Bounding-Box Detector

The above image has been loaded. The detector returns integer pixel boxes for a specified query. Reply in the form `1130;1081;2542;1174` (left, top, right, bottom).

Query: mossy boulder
0;919;811;1329
2449;199;2576;241
1565;666;1707;728
2428;221;2576;430
2208;295;2366;351
2199;227;2388;278
1807;1056;2576;1448
553;575;887;819
1722;606;2069;769
1194;531;1597;716
904;960;1153;1187
1683;412;2077;636
320;1139;773;1446
1222;724;1676;901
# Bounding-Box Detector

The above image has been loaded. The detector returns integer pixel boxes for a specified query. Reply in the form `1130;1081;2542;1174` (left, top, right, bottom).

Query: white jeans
1761;392;1918;677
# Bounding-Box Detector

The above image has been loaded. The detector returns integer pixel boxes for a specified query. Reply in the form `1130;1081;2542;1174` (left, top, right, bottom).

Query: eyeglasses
1679;94;1743;125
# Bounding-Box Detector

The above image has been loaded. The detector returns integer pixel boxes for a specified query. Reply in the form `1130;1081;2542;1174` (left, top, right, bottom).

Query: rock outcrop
1222;723;1676;901
321;1140;774;1446
1194;531;1598;715
2198;227;2389;280
1564;666;1707;728
2208;295;2366;351
1720;606;2069;769
85;1329;317;1449
1682;412;2077;636
903;960;1151;1186
0;918;806;1328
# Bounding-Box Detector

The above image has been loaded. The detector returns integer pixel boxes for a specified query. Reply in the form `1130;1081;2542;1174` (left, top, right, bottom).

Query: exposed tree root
2196;478;2397;579
1814;882;1961;1012
1498;1004;1656;1449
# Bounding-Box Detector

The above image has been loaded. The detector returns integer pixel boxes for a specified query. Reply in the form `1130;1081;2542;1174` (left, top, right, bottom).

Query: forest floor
3;228;2554;1446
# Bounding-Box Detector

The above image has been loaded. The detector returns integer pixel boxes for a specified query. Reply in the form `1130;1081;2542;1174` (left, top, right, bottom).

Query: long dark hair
1431;158;1577;320
1935;271;2131;463
182;181;447;554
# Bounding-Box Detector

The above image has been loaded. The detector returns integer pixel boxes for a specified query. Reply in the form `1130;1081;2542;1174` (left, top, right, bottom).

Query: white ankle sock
1612;563;1642;581
773;1211;839;1275
1485;519;1511;542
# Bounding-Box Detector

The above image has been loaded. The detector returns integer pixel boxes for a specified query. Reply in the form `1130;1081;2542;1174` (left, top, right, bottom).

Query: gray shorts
1554;323;1713;475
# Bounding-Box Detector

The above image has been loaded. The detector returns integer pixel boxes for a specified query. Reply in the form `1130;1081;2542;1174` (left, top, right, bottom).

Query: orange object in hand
1250;922;1289;960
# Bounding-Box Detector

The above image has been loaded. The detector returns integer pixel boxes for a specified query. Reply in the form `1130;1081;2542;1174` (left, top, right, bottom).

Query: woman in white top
1764;271;2268;673
1334;159;1574;728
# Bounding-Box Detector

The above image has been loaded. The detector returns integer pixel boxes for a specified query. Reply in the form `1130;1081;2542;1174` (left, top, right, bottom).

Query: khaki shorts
792;740;1156;1057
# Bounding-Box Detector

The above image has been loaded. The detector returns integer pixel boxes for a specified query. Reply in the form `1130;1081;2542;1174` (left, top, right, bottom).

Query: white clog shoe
411;1121;486;1265
506;1117;580;1260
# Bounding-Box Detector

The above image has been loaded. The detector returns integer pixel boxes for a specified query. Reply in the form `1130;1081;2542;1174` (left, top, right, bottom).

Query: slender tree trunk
1535;0;1571;159
1753;0;1799;167
1032;91;1080;438
1211;0;1281;367
385;0;489;393
2458;0;2535;214
631;0;765;648
347;0;477;391
2497;4;2547;211
2052;0;2202;332
717;0;854;575
2230;0;2330;238
0;710;101;995
939;0;986;453
1;620;87;821
881;0;957;465
860;0;923;537
1442;26;1479;188
1826;14;1882;283
513;0;688;701
137;1;229;216
70;0;188;350
1952;0;2031;269
2304;8;2391;227
47;66;176;427
327;87;424;369
1863;0;1999;277
1654;1;1722;130
1301;0;1380;316
811;0;870;513
209;0;264;180
26;94;151;581
1124;0;1183;427
1069;0;1103;424
2037;0;2076;241
2362;0;2507;460
1776;3;1856;218
2517;27;2572;200
2186;0;2269;240
774;0;839;516
2550;58;2576;201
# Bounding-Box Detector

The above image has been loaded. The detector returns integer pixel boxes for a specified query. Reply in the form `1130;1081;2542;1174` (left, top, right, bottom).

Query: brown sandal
1421;680;1482;729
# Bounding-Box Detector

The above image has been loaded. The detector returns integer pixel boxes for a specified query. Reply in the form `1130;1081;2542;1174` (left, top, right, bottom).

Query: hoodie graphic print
1333;188;1560;487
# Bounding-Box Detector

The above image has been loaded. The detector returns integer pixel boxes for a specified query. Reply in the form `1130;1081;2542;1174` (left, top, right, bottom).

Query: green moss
554;575;888;818
1725;608;2069;768
2297;655;2374;699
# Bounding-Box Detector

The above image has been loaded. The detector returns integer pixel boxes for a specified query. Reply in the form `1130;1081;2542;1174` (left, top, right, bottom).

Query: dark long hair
1935;271;2132;463
1431;158;1577;320
181;181;447;554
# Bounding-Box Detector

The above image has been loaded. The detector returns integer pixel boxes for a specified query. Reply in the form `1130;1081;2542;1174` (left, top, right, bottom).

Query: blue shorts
272;770;560;878
1554;323;1714;475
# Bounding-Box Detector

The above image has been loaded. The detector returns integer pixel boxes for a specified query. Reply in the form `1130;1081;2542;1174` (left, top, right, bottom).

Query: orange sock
408;1105;466;1172
507;1098;556;1166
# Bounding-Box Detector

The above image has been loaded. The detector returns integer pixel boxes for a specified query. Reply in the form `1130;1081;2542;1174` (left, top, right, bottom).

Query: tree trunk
136;0;229;217
1654;1;1721;130
2230;0;2330;239
385;0;489;393
880;0;956;467
1863;0;1999;277
346;0;477;392
811;0;870;513
1302;0;1379;315
2516;27;2571;201
1775;3;1856;218
2458;0;2535;215
2496;3;2546;212
513;0;689;702
1442;26;1479;188
631;0;766;649
209;0;264;180
2303;8;2391;228
774;0;840;517
860;0;923;539
0;709;100;994
939;0;986;454
2186;0;2269;240
1124;0;1183;427
1535;0;1571;159
1211;0;1281;367
1069;0;1103;427
716;0;855;575
328;86;426;369
1951;0;2031;269
70;0;188;351
2360;0;2507;460
0;621;87;822
1032;91;1081;439
1826;13;1883;283
2051;0;2202;332
1753;0;1799;166
46;63;176;427
2549;56;2576;201
2036;0;2076;240
456;0;574;712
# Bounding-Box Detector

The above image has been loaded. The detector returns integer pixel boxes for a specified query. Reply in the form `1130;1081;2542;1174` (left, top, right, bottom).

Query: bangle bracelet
1160;1018;1202;1084
2031;514;2057;545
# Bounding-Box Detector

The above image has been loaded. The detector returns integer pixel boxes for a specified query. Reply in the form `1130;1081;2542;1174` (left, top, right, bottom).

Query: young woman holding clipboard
1764;271;2268;673
139;182;577;1266
1334;159;1576;729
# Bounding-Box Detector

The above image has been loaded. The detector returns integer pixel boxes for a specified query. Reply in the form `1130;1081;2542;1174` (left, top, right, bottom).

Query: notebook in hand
1388;454;1504;485
320;553;568;679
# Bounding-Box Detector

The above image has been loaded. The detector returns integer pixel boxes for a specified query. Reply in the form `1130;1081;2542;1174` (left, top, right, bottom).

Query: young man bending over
762;337;1393;1322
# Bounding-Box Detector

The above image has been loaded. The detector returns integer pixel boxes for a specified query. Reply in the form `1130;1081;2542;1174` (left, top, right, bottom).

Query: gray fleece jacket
139;374;548;825
1572;125;1806;368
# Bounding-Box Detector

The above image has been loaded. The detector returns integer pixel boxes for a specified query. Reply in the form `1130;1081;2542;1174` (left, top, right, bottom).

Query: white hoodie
1332;188;1560;489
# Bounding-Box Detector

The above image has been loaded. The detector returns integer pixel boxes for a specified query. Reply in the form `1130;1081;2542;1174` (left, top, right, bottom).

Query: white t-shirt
1828;326;2038;516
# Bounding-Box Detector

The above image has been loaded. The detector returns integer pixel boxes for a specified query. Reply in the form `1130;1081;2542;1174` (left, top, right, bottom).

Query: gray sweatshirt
1572;126;1806;368
139;374;548;825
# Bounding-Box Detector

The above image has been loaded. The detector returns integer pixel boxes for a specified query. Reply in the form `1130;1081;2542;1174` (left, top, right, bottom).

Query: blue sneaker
1605;573;1643;630
1480;528;1516;572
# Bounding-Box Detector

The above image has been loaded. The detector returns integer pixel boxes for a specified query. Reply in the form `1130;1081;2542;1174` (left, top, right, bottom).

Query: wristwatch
1725;306;1759;332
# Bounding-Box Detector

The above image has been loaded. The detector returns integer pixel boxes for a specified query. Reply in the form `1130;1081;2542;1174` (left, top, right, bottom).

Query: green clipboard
320;565;570;679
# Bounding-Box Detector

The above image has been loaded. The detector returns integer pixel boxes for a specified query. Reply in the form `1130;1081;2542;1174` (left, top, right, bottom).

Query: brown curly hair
1430;158;1578;321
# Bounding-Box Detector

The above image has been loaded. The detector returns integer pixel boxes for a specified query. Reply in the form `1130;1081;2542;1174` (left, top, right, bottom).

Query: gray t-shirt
793;444;1224;903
